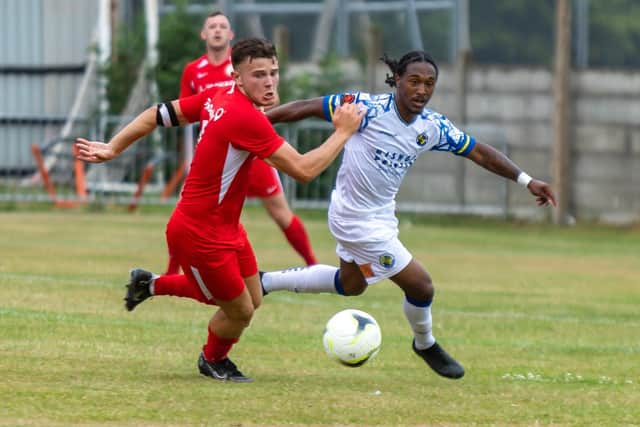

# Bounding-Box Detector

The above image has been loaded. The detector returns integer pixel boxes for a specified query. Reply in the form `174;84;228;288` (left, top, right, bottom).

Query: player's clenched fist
331;103;365;135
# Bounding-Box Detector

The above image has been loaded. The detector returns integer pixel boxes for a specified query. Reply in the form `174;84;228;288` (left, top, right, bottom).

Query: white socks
261;265;340;294
403;298;436;350
262;267;436;350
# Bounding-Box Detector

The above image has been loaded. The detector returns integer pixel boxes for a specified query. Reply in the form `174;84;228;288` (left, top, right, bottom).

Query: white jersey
322;91;476;243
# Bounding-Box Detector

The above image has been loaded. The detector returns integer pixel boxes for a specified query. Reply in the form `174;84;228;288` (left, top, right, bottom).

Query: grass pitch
0;208;638;426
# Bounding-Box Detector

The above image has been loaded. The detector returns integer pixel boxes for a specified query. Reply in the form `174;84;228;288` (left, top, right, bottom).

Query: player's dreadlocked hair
231;38;278;68
381;51;439;88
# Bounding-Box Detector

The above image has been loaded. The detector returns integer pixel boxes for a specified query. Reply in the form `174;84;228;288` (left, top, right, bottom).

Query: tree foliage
468;0;640;68
105;0;640;114
155;0;204;101
589;0;640;68
103;12;146;114
470;0;555;66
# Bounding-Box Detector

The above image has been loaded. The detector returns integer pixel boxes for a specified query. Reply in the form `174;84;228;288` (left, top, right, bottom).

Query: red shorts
166;214;258;302
246;158;282;198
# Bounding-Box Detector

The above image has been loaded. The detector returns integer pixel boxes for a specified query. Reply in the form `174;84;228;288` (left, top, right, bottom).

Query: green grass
1;208;639;426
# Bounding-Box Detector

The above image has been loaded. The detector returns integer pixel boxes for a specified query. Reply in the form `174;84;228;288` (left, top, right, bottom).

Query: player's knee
272;209;293;229
337;268;368;296
345;287;366;296
402;271;434;301
340;278;367;296
422;279;435;300
228;304;255;326
262;197;292;227
252;297;262;310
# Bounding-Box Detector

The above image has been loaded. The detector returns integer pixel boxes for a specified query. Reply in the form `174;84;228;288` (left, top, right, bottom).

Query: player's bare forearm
265;98;324;124
75;107;158;163
268;128;352;183
466;141;557;207
466;142;520;181
267;103;363;182
296;128;353;181
108;107;158;155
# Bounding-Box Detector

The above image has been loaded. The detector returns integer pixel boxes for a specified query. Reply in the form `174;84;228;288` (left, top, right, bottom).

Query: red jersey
176;86;285;248
179;54;234;98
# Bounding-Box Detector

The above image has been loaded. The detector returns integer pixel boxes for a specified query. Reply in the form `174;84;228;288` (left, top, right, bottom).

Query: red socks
203;328;239;362
153;274;217;305
283;215;317;265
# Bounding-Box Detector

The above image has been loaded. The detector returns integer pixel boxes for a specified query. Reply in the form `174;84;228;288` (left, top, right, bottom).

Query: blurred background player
165;11;317;276
75;38;364;382
260;51;557;380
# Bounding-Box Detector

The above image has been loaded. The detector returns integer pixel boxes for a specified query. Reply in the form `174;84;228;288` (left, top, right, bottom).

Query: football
322;309;382;367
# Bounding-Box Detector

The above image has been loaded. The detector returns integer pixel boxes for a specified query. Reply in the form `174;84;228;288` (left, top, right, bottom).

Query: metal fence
0;0;100;174
0;0;518;218
0;119;514;218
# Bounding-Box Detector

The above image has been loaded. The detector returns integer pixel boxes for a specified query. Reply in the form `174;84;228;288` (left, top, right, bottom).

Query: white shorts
328;194;412;285
335;236;412;285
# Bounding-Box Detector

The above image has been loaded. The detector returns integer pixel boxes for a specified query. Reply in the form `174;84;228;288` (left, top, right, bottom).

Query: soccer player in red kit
164;11;317;277
75;38;364;382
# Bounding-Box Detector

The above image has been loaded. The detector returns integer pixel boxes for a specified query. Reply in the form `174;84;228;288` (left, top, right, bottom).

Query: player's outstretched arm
265;97;324;124
75;100;190;163
266;103;364;182
465;141;557;207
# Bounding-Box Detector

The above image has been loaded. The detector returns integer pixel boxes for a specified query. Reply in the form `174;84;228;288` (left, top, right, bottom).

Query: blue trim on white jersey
322;94;337;122
455;135;476;156
322;91;476;157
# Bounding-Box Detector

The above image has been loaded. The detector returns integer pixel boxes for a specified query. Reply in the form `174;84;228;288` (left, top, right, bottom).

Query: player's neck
393;96;417;124
206;47;230;66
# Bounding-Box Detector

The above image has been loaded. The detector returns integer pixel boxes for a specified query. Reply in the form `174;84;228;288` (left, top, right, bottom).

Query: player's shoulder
418;107;438;119
417;108;451;125
219;91;267;122
337;91;392;106
357;92;395;122
336;91;394;117
416;108;469;147
183;54;209;71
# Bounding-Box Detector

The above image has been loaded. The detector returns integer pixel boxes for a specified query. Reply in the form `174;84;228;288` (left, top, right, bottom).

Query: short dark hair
206;10;225;20
380;51;439;88
231;38;278;68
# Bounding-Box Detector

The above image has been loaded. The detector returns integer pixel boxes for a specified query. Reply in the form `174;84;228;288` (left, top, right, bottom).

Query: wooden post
31;144;57;202
273;25;290;60
312;0;338;62
455;49;470;208
110;0;119;62
366;26;381;92
552;0;572;224
129;162;155;212
161;161;186;202
72;144;87;200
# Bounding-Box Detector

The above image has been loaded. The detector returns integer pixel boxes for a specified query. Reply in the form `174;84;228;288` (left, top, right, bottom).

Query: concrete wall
372;64;640;224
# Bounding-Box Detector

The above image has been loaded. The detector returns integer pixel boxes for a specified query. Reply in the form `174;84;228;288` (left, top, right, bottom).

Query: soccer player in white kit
261;51;557;379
